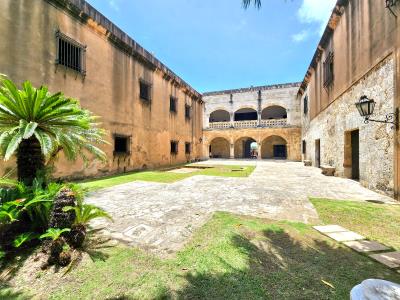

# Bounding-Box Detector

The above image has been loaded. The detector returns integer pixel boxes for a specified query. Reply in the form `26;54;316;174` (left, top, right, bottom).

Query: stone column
230;112;235;128
257;143;262;160
230;143;234;159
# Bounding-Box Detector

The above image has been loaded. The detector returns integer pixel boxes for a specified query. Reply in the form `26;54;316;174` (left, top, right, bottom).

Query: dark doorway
351;130;360;180
273;145;287;158
243;139;254;158
315;139;320;168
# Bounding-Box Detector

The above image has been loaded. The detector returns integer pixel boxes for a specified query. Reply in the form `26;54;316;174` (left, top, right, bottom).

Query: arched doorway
209;110;230;122
234;137;257;158
261;136;287;159
234;108;257;121
209;137;230;158
261;106;287;119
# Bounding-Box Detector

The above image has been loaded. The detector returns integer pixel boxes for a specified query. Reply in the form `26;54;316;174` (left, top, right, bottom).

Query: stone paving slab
167;168;199;174
324;231;365;242
344;240;390;253
87;160;395;256
370;252;400;269
313;225;348;233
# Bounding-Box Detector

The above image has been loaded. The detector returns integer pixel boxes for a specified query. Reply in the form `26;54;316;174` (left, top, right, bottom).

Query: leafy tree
243;0;262;9
0;76;107;185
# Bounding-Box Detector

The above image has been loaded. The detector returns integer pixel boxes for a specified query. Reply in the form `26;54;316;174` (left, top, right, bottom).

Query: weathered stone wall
203;83;301;128
301;56;395;196
203;127;302;161
0;0;203;179
209;138;230;158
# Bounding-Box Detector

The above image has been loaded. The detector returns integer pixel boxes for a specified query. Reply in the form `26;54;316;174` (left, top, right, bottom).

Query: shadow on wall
166;228;398;299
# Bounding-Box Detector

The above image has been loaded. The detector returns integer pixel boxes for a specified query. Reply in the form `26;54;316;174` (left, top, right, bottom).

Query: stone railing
234;120;258;128
260;118;287;128
209;121;231;129
208;118;288;129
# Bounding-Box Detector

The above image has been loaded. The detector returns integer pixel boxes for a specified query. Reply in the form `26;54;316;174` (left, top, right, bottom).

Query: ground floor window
114;135;130;155
302;140;306;155
185;142;191;154
171;140;179;155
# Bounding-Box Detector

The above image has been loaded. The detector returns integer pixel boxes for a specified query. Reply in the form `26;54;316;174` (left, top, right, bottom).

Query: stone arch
234;136;257;158
261;105;287;120
261;135;288;159
209;137;230;158
234;108;258;121
209;109;230;123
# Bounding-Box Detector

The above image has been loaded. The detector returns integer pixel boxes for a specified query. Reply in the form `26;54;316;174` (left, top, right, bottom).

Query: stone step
344;240;390;253
369;252;400;269
325;231;365;242
313;225;348;233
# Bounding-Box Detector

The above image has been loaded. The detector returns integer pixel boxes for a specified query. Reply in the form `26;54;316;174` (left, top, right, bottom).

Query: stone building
0;0;203;179
202;83;302;161
298;0;400;198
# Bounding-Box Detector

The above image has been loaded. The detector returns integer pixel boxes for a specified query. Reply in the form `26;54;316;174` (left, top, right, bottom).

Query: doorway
315;139;320;168
273;145;287;158
243;139;253;158
351;130;360;180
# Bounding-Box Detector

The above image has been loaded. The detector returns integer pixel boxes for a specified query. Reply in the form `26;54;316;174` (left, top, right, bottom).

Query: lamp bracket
364;108;399;130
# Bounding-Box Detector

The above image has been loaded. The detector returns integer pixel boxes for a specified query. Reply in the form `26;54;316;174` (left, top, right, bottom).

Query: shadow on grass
173;228;399;300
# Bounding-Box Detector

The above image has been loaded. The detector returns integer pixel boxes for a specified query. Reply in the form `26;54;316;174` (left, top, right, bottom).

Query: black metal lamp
355;95;398;129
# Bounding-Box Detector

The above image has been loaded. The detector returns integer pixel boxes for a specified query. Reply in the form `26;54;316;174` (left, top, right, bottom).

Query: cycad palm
0;77;107;185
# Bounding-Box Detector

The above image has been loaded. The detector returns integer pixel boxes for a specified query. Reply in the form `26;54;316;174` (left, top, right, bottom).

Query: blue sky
87;0;336;93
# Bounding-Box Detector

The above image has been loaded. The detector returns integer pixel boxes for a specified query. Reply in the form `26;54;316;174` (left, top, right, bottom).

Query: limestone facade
301;56;395;196
203;84;302;161
0;0;203;179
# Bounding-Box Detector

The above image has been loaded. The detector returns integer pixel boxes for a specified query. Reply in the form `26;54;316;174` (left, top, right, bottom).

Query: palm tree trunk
17;137;45;186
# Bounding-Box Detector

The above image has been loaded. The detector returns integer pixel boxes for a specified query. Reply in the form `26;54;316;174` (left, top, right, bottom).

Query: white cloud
292;30;309;42
108;0;120;11
297;0;337;34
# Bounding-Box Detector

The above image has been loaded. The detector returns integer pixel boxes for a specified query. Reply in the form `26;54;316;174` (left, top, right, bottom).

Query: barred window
185;104;191;120
56;31;86;75
140;80;151;102
302;140;306;155
170;96;177;113
323;52;334;88
185;142;191;154
171;140;178;155
303;95;308;114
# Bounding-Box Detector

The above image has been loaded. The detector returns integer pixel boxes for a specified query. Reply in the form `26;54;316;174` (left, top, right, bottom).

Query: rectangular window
185;142;191;154
185;104;191;120
304;95;308;114
302;140;306;155
323;51;334;88
140;80;151;102
114;135;130;155
170;96;177;113
56;31;86;74
170;140;178;155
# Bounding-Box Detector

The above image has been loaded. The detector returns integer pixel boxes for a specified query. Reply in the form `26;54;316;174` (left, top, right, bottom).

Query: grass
79;165;255;191
310;198;400;250
4;212;400;300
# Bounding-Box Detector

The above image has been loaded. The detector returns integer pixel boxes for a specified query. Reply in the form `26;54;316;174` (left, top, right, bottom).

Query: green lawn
79;165;255;191
310;198;400;250
4;212;400;300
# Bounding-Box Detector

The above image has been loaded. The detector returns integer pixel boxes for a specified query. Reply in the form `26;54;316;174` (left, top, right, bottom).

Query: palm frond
243;0;261;9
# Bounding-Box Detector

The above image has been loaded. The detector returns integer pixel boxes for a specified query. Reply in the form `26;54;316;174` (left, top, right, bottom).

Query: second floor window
185;104;191;120
56;31;86;75
304;95;308;114
140;80;151;102
170;96;177;113
323;51;334;88
171;140;178;155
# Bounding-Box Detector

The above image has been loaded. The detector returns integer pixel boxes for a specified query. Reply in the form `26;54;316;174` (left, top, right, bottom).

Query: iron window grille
302;140;306;155
185;104;191;120
323;52;334;88
56;31;86;76
113;135;131;155
171;140;179;155
304;95;309;114
386;0;398;8
170;96;177;113
139;80;152;102
185;142;191;154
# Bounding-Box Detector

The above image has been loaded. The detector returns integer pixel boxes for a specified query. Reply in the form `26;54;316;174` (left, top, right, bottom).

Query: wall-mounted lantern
355;95;398;129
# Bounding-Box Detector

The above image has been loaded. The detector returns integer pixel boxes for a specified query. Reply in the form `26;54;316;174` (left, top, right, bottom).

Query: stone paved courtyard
87;159;393;256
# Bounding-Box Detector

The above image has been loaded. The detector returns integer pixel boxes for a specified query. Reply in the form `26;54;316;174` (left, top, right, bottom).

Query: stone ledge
321;165;336;176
